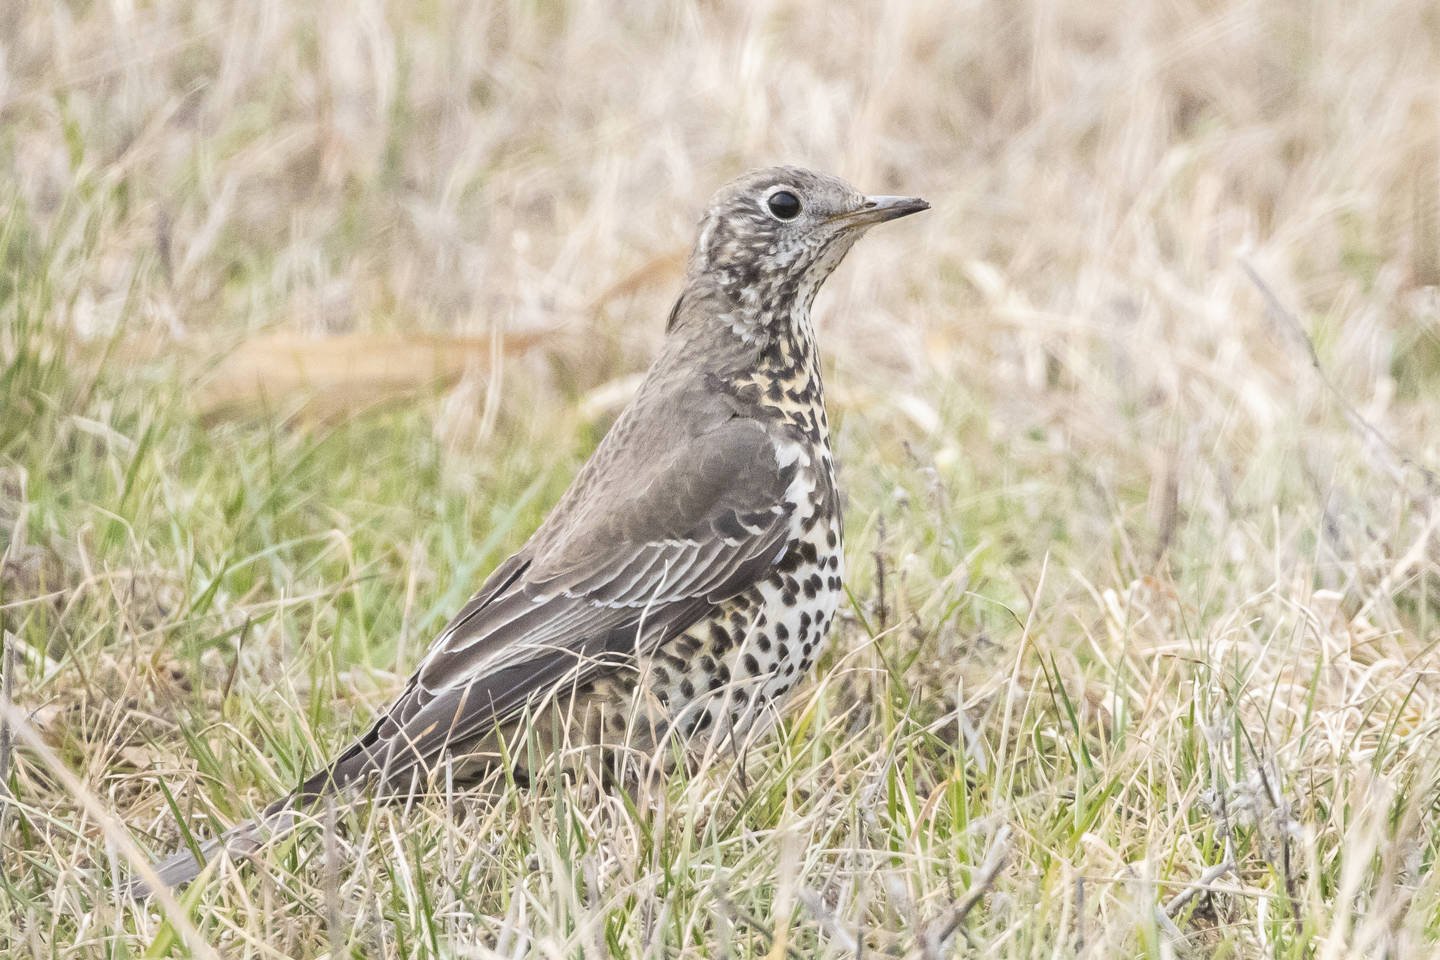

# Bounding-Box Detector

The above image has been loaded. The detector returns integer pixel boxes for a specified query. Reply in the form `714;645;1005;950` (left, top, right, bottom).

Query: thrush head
683;166;928;322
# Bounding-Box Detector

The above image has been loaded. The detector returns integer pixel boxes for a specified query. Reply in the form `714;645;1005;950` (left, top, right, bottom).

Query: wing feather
298;415;800;798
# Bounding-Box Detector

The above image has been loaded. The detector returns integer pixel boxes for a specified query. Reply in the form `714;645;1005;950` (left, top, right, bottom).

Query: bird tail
127;728;397;898
126;799;297;900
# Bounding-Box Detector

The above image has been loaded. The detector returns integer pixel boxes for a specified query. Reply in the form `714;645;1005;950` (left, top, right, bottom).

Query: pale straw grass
1;0;1437;956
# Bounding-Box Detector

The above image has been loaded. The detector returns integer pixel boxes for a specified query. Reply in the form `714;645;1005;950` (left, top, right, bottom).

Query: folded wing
298;416;796;797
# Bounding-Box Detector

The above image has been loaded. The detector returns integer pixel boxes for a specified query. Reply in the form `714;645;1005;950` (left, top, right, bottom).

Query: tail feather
127;802;296;900
126;731;398;900
126;718;480;899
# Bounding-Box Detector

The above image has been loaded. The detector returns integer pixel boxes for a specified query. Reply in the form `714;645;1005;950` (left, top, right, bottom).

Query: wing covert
308;416;799;794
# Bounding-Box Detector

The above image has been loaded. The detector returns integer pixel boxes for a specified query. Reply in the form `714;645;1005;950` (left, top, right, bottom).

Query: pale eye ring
765;189;802;221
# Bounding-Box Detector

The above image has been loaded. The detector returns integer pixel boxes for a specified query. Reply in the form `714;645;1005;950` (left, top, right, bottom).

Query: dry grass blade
920;824;1012;957
194;331;554;422
0;632;13;806
2;0;1438;955
0;705;218;960
1240;258;1440;496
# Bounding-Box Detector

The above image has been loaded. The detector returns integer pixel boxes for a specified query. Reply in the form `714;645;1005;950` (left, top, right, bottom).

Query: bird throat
701;239;854;448
733;302;830;449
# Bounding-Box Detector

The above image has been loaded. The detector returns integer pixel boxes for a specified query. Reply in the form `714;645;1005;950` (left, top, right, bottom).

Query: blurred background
6;0;1435;634
3;0;1436;435
3;0;1439;955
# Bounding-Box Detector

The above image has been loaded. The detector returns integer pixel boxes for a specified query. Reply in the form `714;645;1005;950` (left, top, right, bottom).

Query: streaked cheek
769;239;805;270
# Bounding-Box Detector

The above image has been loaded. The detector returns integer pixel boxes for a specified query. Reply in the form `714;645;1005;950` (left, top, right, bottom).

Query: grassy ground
3;1;1439;956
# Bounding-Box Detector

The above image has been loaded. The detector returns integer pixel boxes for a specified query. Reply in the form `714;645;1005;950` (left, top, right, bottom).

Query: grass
2;0;1439;956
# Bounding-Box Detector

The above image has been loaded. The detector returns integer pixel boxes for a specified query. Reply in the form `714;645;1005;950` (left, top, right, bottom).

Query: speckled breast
634;444;843;745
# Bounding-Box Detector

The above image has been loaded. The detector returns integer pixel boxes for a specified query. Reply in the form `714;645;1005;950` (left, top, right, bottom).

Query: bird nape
128;165;928;899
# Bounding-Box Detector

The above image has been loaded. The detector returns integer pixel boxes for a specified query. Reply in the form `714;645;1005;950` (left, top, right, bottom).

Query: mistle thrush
132;166;928;896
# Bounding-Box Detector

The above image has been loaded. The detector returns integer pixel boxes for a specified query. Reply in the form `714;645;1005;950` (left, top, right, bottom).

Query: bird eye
766;190;802;221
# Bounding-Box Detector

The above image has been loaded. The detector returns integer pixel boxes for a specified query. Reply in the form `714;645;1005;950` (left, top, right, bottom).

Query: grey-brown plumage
131;166;927;897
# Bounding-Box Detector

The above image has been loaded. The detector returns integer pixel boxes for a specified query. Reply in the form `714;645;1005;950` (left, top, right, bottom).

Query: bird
130;166;928;897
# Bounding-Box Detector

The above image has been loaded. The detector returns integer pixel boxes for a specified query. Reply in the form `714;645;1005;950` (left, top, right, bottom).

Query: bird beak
830;195;930;228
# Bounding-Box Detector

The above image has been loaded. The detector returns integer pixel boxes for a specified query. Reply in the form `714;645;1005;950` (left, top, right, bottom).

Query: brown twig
923;824;1011;956
1163;858;1236;918
1249;750;1303;929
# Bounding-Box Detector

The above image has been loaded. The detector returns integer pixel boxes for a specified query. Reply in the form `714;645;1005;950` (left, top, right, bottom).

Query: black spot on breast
743;653;760;674
680;678;695;698
782;590;797;606
775;623;789;641
826;529;838;548
757;633;771;651
798;541;818;563
828;575;841;590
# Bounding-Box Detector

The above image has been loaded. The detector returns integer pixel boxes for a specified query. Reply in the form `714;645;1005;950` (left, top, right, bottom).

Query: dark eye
766;190;802;221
